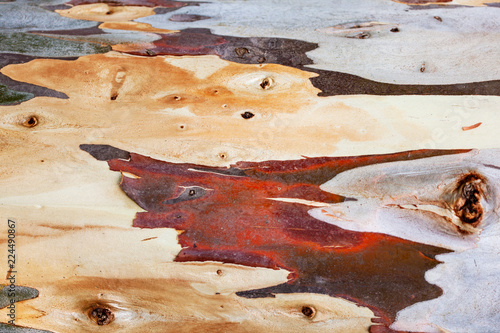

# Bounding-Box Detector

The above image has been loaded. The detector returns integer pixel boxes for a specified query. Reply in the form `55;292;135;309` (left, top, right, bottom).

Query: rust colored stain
81;144;466;330
462;122;482;131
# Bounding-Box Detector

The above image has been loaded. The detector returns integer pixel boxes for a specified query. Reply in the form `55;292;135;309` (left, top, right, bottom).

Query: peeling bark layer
1;0;500;332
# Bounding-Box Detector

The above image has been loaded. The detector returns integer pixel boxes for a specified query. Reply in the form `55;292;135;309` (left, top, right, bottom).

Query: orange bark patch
0;53;320;116
56;4;156;22
462;122;482;131
0;53;382;167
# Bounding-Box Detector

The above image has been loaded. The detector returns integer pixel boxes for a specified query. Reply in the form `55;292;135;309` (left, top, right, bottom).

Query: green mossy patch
0;33;111;57
0;84;34;105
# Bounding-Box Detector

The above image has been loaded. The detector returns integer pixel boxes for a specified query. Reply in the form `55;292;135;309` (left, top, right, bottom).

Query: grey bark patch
29;26;104;37
169;14;210;22
154;7;182;14
407;4;467;9
0;286;39;309
0;323;53;333
40;4;73;11
80;144;131;161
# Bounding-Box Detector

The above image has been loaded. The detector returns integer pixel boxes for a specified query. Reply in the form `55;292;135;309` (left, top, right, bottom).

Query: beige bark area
56;4;156;22
0;278;375;333
0;207;374;332
0;53;498;179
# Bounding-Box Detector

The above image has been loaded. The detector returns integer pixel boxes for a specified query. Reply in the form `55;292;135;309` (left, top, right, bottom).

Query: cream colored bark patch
0;277;374;333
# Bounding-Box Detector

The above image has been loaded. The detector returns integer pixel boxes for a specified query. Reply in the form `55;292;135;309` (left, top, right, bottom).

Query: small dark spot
454;173;484;226
390;27;399;32
260;77;272;90
89;307;114;326
234;47;249;57
179;125;185;130
219;153;226;159
213;89;219;94
174;96;181;101
188;189;196;196
110;94;118;101
22;115;38;128
350;32;370;39
105;11;112;15
145;49;156;56
220;305;224;308
193;243;197;248
215;292;220;295
434;16;443;22
41;160;44;162
216;269;223;276
258;57;266;63
176;215;182;219
241;111;255;119
301;306;316;319
222;104;228;108
420;63;426;73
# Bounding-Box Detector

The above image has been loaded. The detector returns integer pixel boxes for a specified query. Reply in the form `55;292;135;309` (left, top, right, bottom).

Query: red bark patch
82;145;467;330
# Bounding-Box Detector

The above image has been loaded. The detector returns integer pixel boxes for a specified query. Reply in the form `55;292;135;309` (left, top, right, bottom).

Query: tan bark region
56;4;156;22
0;211;374;332
0;278;374;333
0;52;498;175
0;52;378;174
